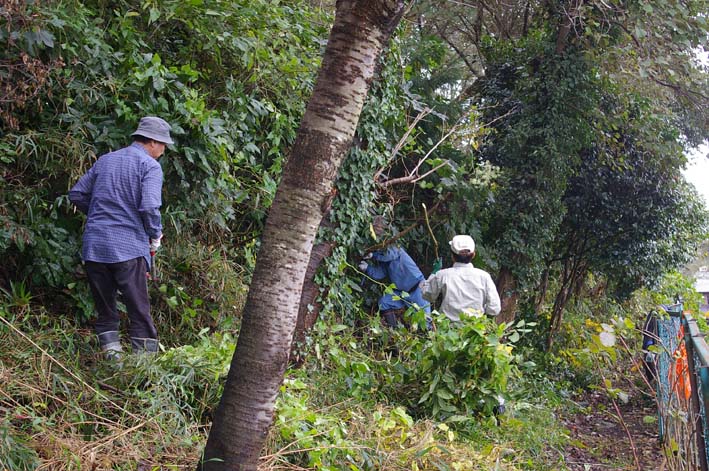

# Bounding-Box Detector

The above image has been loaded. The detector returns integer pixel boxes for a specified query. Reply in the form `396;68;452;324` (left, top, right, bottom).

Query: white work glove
149;234;163;255
358;260;369;271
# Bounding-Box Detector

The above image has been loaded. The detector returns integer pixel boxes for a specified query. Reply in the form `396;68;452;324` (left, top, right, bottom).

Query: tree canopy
1;0;707;344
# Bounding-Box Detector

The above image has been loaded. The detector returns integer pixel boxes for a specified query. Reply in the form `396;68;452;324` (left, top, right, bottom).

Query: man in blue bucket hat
69;116;173;360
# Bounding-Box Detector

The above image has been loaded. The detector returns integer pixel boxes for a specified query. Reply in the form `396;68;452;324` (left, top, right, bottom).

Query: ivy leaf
599;331;616;347
149;7;161;23
36;30;54;48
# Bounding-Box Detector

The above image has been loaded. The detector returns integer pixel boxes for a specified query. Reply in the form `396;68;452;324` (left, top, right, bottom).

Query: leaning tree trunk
197;2;407;470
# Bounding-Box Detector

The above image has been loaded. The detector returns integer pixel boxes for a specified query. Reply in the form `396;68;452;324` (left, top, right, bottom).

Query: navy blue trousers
85;257;157;340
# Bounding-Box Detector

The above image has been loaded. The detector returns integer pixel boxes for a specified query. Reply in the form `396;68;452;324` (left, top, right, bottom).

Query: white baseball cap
449;235;475;254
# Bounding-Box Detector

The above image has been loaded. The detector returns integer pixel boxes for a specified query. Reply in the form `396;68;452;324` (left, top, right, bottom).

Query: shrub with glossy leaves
404;313;520;419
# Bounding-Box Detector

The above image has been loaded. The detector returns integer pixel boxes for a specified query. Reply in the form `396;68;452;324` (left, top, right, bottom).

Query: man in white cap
420;235;501;322
69;116;173;358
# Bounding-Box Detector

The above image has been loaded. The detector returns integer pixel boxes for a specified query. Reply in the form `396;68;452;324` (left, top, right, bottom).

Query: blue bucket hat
132;116;174;145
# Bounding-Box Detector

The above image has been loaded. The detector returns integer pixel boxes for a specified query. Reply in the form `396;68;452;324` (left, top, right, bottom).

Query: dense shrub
0;0;330;337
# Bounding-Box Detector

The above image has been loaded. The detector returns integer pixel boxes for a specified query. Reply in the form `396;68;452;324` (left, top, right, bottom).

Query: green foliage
464;21;707;324
273;377;363;470
620;0;709;145
0;421;40;471
546;268;705;395
477;36;600;288
150;241;249;343
308;312;522;422
633;270;707;332
647;270;704;313
0;0;328;336
534;290;631;389
115;330;235;433
272;316;575;471
0;281;32;312
400;314;521;419
47;0;328;241
556;86;709;299
463;373;570;469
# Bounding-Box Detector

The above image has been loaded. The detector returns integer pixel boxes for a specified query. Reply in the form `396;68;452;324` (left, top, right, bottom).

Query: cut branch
373;107;432;182
379;121;462;188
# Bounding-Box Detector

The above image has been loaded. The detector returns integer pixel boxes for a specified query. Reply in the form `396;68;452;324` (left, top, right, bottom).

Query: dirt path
561;390;665;470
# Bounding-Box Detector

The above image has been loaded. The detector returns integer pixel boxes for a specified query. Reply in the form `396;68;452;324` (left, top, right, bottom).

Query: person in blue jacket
358;217;431;328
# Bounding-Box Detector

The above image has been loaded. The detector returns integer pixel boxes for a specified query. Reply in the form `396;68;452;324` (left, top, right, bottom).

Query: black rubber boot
131;337;159;354
97;330;123;365
382;310;400;328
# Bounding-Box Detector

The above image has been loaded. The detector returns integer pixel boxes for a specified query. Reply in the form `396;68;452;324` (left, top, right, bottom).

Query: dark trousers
85;257;157;340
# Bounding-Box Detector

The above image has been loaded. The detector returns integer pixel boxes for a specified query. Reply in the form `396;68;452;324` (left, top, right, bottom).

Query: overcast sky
683;143;709;208
683;49;709;208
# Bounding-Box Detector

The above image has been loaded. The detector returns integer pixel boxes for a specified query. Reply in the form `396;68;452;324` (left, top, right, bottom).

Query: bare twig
82;420;148;454
379;122;460;188
597;367;642;470
1;378;121;427
374;107;433;182
0;314;148;425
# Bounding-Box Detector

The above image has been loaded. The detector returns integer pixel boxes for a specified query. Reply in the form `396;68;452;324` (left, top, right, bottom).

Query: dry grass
0;310;565;471
0;313;204;470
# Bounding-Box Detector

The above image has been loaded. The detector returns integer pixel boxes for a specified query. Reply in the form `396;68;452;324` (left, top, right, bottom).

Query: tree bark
546;257;587;350
534;267;549;314
197;2;407;470
496;266;518;324
290;237;336;365
554;0;582;54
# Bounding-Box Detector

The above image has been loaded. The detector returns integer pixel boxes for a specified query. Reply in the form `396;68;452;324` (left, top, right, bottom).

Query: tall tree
472;0;708;324
197;1;407;470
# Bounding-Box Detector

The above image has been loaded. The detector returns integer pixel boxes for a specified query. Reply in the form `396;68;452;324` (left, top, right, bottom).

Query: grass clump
0;420;40;471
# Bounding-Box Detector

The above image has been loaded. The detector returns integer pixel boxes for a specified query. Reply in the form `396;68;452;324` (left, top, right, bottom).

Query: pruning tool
150;251;159;283
422;203;442;273
422;203;438;258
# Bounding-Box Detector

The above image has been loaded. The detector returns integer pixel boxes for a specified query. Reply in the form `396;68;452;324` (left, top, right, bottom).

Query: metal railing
651;304;709;470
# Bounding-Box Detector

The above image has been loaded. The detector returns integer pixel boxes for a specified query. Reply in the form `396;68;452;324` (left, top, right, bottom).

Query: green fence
649;304;709;470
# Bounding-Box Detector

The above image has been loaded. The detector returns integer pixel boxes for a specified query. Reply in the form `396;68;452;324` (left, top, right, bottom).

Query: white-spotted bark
197;1;407;470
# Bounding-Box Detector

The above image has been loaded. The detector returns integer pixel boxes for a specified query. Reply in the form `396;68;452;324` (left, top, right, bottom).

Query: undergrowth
0;304;578;471
3;267;685;471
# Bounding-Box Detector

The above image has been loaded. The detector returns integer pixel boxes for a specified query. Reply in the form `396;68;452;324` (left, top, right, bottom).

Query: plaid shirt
69;143;163;267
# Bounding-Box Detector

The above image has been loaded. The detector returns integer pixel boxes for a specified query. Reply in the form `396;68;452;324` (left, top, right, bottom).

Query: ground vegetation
0;0;708;469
